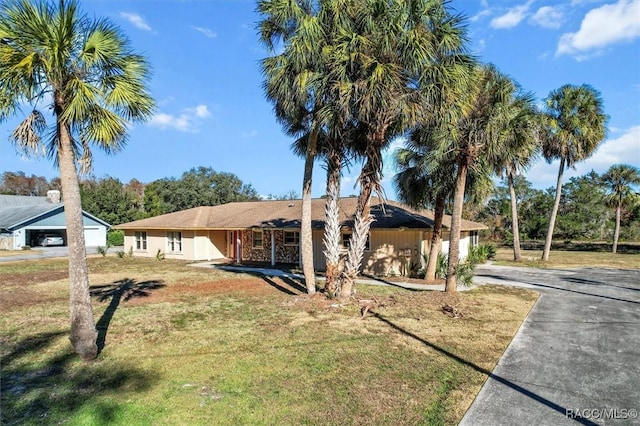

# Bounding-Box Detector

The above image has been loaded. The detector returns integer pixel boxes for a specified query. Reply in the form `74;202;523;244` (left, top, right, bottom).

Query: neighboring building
0;191;110;250
116;198;486;276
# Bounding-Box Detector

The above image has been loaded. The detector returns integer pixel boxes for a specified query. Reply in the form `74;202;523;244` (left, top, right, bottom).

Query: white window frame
135;231;147;250
167;231;182;253
283;230;300;246
252;230;263;249
341;232;371;251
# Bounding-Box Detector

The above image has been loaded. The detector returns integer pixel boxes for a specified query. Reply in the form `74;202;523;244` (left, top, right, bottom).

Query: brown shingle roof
115;198;487;231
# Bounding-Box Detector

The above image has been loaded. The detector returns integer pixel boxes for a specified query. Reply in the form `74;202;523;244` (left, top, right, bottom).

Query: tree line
474;171;640;247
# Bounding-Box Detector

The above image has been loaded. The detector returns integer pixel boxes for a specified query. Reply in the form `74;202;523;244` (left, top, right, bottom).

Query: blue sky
1;0;639;199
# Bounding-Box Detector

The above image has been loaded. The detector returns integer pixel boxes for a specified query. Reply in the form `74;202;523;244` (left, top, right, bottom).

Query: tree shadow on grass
371;311;599;426
91;278;165;354
1;331;155;425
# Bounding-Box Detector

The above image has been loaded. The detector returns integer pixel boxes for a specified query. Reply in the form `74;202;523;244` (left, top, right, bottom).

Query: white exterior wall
193;230;227;260
439;231;471;260
124;230;196;260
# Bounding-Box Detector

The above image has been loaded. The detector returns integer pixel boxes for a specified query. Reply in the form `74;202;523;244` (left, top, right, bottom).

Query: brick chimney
47;190;61;203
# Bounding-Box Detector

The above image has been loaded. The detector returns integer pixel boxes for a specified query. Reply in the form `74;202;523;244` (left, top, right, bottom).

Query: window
252;230;263;249
135;231;147;250
167;231;182;253
341;232;370;251
284;231;299;246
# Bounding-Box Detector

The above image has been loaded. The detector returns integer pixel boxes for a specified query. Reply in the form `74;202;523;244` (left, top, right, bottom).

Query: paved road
461;264;640;426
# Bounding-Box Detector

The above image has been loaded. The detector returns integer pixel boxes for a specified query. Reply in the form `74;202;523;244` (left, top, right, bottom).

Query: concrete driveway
0;246;109;262
461;264;640;426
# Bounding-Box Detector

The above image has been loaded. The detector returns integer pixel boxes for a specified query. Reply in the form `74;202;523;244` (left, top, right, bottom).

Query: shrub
96;245;111;257
468;243;496;265
156;249;165;261
107;229;124;246
436;253;448;279
421;253;449;279
116;250;125;258
21;245;31;250
455;260;475;287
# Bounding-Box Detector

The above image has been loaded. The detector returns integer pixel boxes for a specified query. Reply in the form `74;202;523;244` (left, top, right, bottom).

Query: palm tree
602;164;640;253
258;0;325;294
291;123;353;298
541;84;608;261
493;87;540;261
328;0;472;301
0;0;154;360
393;129;454;282
435;64;514;292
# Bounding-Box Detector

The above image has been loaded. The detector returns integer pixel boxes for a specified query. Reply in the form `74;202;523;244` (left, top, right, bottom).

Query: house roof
0;195;111;230
115;198;487;232
0;194;52;208
0;204;62;230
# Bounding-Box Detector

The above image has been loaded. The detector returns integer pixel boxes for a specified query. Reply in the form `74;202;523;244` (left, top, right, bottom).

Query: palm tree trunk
445;162;468;292
300;125;319;295
612;204;621;254
323;148;342;298
542;157;565;261
425;194;445;281
340;157;376;302
58;122;98;361
508;173;522;261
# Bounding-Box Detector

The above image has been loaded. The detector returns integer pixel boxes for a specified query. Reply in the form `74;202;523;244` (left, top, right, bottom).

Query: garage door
84;227;106;246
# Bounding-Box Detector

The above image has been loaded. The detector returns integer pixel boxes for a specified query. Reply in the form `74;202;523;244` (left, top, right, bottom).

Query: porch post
236;231;241;264
271;230;276;266
419;231;425;268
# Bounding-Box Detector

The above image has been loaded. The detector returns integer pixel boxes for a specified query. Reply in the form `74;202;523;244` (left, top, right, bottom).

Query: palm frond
11;109;46;157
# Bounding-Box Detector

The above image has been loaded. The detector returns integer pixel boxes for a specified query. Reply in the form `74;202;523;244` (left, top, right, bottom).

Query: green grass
1;257;538;425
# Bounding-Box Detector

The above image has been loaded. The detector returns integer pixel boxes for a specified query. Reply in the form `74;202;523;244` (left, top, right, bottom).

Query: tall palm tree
541;84;608;261
393;129;454;282
258;0;325;294
291;123;354;298
328;0;472;301
0;0;154;360
602;164;640;253
492;87;540;261
436;64;513;292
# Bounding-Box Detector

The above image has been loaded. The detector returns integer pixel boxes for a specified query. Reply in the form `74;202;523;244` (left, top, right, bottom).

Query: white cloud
242;129;259;138
470;8;492;22
525;126;640;188
192;26;217;38
531;6;564;29
191;104;211;118
490;1;534;29
557;0;640;56
148;104;211;132
119;12;152;32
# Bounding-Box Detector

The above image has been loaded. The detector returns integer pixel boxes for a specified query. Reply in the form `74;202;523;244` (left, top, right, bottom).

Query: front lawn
493;247;640;269
1;257;537;425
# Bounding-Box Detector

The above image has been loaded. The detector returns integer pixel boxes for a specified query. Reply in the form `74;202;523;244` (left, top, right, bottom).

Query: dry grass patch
1;257;537;425
493;247;640;269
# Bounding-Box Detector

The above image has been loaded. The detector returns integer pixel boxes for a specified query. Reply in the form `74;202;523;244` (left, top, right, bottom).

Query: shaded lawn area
1;257;538;425
493;247;640;270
